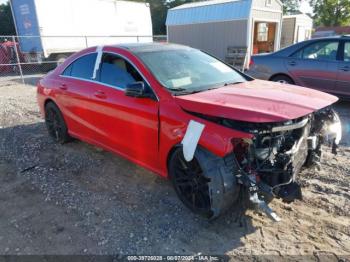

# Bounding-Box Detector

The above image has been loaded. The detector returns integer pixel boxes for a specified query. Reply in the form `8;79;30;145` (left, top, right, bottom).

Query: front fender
159;100;253;177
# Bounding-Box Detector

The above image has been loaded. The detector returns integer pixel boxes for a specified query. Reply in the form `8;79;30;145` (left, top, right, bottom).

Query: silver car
246;36;350;98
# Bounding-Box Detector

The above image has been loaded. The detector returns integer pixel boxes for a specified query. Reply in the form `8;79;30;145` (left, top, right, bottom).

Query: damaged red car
37;43;342;220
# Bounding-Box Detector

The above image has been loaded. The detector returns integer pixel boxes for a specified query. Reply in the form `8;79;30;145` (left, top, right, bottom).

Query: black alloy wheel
45;102;70;144
169;149;212;217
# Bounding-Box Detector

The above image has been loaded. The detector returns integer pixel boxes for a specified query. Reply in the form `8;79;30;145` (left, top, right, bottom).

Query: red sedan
37;43;341;220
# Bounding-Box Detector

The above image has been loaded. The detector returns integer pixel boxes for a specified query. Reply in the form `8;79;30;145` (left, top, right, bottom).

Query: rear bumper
36;86;46;118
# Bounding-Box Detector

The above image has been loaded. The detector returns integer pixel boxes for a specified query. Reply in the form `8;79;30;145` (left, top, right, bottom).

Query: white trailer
10;0;153;62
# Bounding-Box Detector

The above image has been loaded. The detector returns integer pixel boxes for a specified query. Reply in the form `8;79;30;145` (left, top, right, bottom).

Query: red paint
37;45;338;178
175;79;338;123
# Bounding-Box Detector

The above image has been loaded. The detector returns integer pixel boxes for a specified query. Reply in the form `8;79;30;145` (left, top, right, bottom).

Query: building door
253;22;277;54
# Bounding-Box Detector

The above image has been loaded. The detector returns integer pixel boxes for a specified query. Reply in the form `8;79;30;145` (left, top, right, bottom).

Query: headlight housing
327;112;342;145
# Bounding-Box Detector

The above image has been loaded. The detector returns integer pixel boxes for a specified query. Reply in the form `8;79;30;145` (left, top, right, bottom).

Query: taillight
249;57;254;68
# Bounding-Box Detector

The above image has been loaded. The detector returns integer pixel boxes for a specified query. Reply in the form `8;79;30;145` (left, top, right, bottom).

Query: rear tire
45;102;71;144
169;147;240;219
271;75;294;84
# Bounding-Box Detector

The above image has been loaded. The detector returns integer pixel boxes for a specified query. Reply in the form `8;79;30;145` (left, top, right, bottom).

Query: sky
300;0;313;14
0;0;313;13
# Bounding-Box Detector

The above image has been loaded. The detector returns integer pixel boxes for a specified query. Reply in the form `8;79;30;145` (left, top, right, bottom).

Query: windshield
136;48;247;94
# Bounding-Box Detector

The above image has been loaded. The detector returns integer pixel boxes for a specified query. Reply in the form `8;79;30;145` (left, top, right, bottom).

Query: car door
57;52;103;141
335;41;350;97
285;40;339;93
89;52;160;169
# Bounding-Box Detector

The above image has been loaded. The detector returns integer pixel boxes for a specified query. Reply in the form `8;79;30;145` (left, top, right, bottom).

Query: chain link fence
0;35;167;87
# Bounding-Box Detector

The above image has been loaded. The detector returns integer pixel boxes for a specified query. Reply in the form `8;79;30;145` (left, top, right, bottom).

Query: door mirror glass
125;82;147;98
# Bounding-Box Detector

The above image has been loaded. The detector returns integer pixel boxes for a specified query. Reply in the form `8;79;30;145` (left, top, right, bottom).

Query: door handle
288;61;297;66
94;90;107;99
59;84;67;90
339;66;350;72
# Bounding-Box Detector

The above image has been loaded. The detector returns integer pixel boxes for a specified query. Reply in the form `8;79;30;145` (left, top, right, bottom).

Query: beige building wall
168;20;249;61
167;0;284;67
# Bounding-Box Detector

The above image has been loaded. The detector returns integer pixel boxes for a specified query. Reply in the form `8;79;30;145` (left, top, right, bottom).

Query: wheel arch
43;98;72;144
43;98;70;131
44;98;56;109
269;73;295;84
165;143;222;177
44;98;66;114
166;144;182;176
167;144;241;219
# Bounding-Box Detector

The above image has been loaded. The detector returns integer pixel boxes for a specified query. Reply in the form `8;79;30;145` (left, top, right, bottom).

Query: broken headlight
327;112;342;145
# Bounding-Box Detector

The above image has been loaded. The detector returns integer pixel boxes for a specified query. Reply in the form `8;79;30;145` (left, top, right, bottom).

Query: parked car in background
246;36;350;99
37;43;341;220
0;40;25;73
312;30;337;39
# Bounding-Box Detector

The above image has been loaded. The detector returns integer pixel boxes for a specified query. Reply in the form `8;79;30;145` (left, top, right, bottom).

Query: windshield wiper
206;86;221;91
224;81;244;86
170;81;245;96
203;81;244;91
168;87;187;92
173;89;205;96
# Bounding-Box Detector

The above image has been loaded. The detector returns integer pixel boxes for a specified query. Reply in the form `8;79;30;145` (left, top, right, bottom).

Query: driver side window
97;53;145;89
292;41;339;61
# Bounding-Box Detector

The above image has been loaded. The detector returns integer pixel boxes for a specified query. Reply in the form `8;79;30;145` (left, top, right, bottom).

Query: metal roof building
166;0;251;26
166;0;283;68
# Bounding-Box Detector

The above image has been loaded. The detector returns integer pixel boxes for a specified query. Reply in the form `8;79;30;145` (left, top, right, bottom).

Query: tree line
1;0;350;36
0;2;15;35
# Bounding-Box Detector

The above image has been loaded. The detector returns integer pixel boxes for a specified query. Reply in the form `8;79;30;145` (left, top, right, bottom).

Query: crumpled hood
175;80;338;123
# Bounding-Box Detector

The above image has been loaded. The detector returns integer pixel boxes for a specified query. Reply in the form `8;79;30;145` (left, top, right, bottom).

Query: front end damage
194;107;342;221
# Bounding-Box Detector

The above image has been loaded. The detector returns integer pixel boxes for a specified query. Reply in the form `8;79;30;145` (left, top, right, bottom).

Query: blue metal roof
166;0;252;26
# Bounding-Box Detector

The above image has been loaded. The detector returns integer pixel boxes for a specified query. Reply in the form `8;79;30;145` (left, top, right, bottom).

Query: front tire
45;102;71;144
271;75;294;84
169;147;240;219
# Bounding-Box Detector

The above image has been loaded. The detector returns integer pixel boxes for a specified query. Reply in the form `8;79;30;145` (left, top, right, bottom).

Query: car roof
271;35;350;57
113;42;192;53
311;35;350;40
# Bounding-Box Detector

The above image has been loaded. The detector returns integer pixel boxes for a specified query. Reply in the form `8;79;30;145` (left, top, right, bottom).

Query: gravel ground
0;80;349;258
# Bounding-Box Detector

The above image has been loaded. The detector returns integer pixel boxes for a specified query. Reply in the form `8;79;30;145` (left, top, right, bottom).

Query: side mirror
125;81;147;98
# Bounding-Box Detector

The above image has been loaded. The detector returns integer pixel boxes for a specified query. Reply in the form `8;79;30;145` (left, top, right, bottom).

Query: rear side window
292;41;339;61
63;53;97;79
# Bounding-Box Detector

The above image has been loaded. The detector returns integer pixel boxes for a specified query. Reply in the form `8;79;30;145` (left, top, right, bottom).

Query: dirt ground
0;80;349;259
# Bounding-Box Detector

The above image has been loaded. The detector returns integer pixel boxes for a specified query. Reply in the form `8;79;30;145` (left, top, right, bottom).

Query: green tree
311;0;350;26
281;0;301;15
0;2;16;36
128;0;167;34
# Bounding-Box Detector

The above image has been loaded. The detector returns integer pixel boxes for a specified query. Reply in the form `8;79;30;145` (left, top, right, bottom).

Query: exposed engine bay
190;107;342;221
